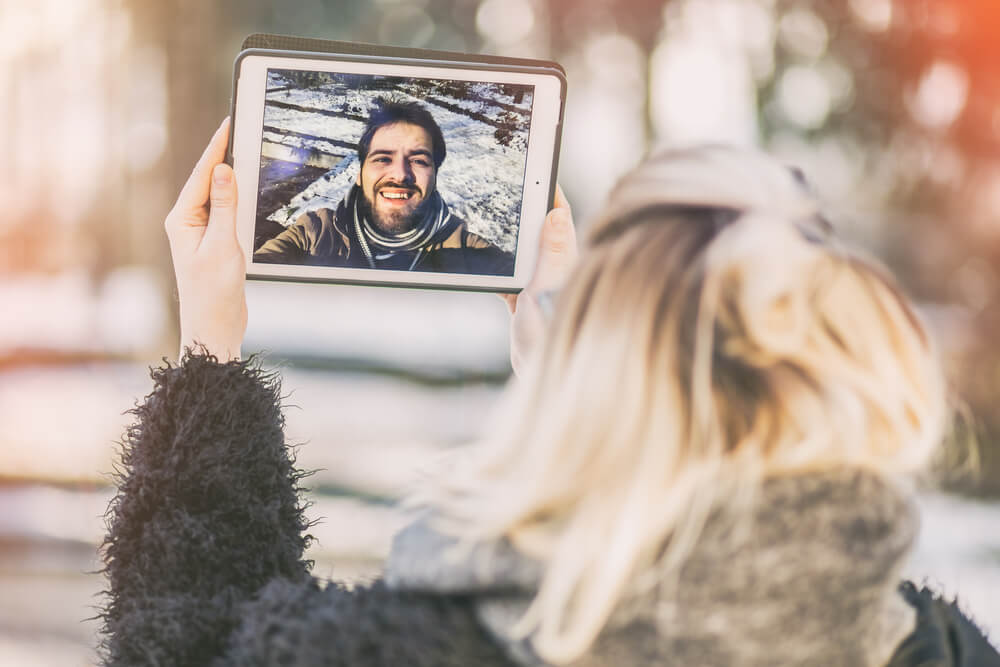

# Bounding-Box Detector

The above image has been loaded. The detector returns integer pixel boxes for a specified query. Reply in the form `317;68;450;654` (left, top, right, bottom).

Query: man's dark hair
357;98;446;169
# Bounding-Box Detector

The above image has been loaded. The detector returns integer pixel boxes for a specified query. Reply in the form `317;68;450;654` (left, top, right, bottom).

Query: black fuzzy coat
98;354;999;666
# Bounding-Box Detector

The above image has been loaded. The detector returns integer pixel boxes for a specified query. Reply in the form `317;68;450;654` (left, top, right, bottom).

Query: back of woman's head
557;145;944;474
429;145;947;664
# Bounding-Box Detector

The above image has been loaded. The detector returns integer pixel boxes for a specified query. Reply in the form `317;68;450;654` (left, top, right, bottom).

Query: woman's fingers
504;186;578;376
527;203;577;293
499;292;518;314
166;118;232;260
173;117;231;218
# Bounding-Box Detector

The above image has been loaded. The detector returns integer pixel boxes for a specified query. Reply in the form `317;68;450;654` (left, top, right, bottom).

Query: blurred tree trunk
543;0;666;144
125;0;229;358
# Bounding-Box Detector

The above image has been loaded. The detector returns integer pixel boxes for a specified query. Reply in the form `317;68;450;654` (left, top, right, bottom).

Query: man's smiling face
358;121;438;234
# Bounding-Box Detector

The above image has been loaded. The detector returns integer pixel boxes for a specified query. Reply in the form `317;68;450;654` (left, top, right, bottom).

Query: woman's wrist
178;332;242;363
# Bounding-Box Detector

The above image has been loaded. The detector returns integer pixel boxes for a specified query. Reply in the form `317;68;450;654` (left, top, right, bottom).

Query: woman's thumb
205;163;238;245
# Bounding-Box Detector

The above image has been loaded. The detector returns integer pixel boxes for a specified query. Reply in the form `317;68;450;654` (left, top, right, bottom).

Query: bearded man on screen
255;98;514;275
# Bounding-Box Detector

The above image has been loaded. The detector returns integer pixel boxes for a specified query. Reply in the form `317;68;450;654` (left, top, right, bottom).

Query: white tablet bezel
232;52;564;292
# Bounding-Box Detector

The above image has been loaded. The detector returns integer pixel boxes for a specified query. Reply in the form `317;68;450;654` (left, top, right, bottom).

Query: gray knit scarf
385;468;919;667
352;187;452;269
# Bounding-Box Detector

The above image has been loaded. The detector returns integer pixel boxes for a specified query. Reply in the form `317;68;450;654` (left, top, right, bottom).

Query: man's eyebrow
367;147;433;158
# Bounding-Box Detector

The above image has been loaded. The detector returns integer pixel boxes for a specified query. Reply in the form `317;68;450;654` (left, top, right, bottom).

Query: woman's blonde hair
425;146;947;664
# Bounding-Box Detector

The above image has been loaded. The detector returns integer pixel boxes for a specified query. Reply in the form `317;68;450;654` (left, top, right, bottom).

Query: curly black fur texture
100;352;314;666
217;578;516;666
99;352;517;667
887;582;1000;667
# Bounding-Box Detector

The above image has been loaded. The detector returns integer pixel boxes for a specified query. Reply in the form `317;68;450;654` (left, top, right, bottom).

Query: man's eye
371;156;390;164
411;158;430;167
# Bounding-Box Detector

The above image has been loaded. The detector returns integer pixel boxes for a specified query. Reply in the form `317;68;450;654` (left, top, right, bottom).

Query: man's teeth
381;192;411;200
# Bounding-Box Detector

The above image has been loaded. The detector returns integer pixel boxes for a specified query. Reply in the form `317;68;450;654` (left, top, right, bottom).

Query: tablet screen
251;68;535;277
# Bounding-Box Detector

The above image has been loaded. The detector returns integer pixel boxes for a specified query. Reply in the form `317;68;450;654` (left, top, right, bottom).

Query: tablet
230;41;566;292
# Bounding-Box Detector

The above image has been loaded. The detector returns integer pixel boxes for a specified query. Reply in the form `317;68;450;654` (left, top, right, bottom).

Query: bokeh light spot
778;7;829;61
848;0;892;32
378;5;435;48
651;0;760;146
953;258;996;311
909;61;969;129
126;122;168;173
777;65;832;129
817;58;855;111
584;33;644;87
476;0;535;46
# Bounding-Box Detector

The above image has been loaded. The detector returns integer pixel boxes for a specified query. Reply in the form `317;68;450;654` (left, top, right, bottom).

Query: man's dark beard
359;187;435;235
350;184;451;269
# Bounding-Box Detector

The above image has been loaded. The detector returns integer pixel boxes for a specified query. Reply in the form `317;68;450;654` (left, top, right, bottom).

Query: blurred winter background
1;0;999;664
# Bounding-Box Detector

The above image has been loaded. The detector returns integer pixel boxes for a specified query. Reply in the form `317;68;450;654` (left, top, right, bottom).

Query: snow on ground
432;100;529;253
266;73;368;118
471;81;534;113
258;72;534;253
261;106;364;149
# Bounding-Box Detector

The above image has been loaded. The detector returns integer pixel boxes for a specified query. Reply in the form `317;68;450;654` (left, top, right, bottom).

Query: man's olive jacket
254;191;514;275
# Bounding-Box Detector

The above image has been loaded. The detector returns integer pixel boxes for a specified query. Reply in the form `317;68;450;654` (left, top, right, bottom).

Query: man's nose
388;158;415;183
